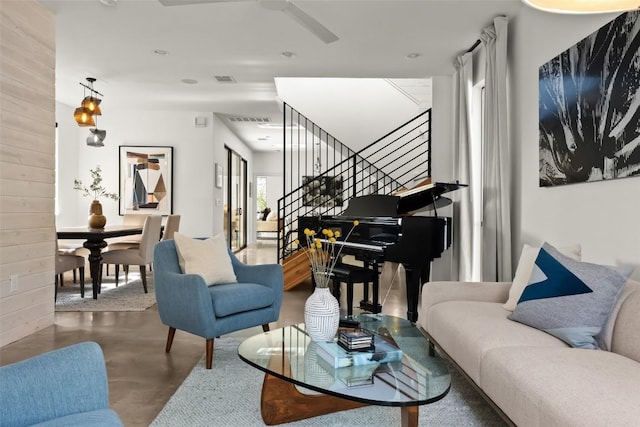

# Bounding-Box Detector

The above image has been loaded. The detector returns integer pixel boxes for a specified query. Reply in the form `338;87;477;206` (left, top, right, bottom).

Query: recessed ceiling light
281;51;296;58
406;53;421;59
154;49;169;56
181;79;198;85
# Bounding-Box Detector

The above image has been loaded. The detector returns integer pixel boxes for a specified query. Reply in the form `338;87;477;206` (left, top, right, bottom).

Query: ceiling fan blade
282;2;339;44
158;0;247;6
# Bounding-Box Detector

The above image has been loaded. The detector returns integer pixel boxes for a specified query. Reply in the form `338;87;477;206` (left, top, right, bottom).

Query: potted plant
74;165;119;229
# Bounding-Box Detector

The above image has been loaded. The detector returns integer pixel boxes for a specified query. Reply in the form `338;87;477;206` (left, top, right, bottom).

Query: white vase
304;287;340;342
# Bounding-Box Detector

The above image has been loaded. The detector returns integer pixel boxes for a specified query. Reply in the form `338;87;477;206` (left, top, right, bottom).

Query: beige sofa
420;279;640;427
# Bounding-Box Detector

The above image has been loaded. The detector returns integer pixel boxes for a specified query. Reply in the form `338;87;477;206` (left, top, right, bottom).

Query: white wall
275;78;424;151
510;10;640;278
56;110;253;239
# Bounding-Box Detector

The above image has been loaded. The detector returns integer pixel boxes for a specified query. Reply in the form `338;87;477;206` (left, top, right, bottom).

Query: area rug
55;272;156;312
151;338;507;427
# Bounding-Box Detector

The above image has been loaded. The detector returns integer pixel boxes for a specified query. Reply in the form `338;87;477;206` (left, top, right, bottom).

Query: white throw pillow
502;243;581;311
173;233;237;285
266;210;277;221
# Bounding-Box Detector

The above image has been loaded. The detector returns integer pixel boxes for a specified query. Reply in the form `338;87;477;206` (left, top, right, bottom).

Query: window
256;176;267;212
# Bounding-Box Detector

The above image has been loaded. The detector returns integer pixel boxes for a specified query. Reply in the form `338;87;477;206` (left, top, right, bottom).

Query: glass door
225;147;247;252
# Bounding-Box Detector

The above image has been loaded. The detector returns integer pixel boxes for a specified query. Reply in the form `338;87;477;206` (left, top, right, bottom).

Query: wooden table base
260;372;419;426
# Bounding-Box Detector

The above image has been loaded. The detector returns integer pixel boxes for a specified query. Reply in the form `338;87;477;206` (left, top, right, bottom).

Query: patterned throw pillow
508;242;631;349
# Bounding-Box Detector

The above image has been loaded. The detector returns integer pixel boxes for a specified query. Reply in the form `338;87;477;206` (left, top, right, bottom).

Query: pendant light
522;0;640;13
74;77;103;127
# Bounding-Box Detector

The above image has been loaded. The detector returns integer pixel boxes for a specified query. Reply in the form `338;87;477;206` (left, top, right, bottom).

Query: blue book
314;335;402;368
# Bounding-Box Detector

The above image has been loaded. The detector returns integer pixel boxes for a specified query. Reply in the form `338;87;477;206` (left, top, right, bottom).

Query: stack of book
338;330;374;352
315;335;403;369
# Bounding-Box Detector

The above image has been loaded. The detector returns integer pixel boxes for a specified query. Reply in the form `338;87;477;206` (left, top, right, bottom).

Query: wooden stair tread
282;249;311;291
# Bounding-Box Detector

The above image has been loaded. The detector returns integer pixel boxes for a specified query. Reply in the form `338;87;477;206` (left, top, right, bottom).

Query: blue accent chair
0;342;123;427
153;239;284;369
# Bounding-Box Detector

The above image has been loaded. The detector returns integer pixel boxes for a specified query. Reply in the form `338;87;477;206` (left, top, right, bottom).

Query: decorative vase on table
88;200;107;229
304;286;340;342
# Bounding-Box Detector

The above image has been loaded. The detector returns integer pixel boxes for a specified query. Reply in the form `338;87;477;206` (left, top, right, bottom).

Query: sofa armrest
0;342;121;427
154;270;220;338
420;281;511;330
423;281;511;308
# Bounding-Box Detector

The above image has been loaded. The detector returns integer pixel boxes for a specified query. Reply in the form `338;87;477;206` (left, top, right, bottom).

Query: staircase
277;103;432;289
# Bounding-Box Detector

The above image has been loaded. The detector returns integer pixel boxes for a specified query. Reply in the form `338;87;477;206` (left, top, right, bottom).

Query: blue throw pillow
508;242;631;349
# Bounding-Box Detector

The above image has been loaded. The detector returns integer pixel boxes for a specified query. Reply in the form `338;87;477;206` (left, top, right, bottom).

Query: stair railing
277;105;431;263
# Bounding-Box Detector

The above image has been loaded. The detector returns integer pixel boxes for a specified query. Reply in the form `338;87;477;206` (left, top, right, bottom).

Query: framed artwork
302;175;343;207
215;163;223;188
539;11;640;187
119;145;173;215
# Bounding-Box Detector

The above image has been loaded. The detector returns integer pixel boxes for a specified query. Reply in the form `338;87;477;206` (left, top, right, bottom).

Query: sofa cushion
504;243;581;311
508;242;631;349
174;233;237;285
208;282;275;317
480;346;640;427
427;300;567;384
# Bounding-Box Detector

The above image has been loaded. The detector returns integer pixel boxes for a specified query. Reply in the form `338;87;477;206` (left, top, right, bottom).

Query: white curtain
451;52;474;281
480;16;512;281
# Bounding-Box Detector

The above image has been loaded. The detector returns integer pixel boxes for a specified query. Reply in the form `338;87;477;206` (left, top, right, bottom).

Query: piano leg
403;263;429;324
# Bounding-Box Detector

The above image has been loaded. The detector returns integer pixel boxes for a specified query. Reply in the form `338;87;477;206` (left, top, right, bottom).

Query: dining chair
100;215;162;292
55;239;86;300
104;214;149;276
161;214;181;241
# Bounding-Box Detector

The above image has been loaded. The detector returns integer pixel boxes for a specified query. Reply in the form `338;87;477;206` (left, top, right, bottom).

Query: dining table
57;225;144;299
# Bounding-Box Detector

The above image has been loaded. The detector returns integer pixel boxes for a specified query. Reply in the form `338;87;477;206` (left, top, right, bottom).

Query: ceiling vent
227;117;272;124
214;75;236;83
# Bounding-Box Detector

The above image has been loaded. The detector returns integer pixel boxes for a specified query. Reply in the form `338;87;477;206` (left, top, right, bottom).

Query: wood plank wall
0;0;56;347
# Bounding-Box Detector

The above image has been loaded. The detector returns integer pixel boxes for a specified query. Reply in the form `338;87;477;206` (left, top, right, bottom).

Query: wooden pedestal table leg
401;406;419;427
83;239;107;299
260;355;367;425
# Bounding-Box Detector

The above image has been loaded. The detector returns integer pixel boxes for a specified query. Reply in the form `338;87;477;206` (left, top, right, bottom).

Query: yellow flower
300;219;359;289
353;220;359;226
294;239;300;246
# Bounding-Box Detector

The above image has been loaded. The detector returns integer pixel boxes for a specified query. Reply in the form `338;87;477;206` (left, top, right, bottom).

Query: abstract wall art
539;11;640;187
119;146;173;215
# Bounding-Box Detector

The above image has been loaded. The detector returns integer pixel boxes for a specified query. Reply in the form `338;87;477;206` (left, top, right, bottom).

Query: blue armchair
153;239;283;369
0;342;123;427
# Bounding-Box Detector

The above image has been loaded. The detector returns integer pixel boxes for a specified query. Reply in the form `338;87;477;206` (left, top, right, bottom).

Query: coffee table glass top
238;314;450;406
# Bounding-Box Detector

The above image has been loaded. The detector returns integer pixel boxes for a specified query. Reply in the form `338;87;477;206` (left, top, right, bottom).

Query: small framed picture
215;163;223;189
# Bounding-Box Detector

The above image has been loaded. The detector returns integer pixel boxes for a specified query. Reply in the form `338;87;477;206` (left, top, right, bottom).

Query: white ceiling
40;0;523;150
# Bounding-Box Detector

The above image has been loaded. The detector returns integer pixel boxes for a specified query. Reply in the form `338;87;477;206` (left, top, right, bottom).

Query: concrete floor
0;241;409;426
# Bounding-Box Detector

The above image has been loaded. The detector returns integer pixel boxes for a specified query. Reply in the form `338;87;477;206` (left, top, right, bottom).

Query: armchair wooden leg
262;324;270;332
114;264;120;287
206;338;214;369
140;265;148;293
166;327;176;353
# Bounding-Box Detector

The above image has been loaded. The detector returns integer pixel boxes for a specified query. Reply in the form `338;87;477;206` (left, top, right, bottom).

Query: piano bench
331;263;381;316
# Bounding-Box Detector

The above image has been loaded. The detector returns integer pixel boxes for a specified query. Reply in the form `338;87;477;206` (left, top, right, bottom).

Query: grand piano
298;181;466;323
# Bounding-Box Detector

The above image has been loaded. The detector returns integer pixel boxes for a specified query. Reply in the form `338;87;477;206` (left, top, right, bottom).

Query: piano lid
397;181;467;214
340;181;467;217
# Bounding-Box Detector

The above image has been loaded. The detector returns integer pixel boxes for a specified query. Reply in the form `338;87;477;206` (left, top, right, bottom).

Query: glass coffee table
238;314;450;426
